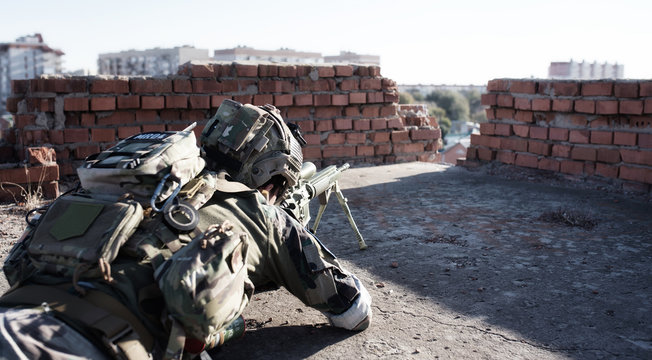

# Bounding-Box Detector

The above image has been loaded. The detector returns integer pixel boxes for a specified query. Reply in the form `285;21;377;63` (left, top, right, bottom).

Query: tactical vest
1;127;253;359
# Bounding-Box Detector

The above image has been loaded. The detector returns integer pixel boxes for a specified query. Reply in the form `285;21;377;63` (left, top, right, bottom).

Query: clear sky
2;0;650;85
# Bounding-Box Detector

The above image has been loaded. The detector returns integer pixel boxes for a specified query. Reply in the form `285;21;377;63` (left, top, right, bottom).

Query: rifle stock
282;162;367;250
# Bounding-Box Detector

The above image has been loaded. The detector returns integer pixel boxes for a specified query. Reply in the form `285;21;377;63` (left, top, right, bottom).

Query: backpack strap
0;284;152;359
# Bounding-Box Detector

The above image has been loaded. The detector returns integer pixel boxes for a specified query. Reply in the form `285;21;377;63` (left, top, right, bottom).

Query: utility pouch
155;221;253;350
27;193;143;278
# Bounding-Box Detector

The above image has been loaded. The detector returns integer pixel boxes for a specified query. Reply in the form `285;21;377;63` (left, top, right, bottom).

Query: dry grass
0;165;47;211
538;208;598;230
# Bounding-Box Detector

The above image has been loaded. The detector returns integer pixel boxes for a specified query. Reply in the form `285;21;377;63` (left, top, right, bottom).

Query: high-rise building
213;46;323;64
548;60;624;79
324;51;380;65
98;46;210;76
0;34;64;114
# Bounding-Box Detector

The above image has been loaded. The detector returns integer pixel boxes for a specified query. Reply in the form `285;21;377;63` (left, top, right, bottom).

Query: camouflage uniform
0;171;369;359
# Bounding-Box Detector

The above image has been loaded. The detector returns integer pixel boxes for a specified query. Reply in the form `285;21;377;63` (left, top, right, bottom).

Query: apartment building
98;46;210;76
213;46;323;64
0;34;63;114
548;60;624;79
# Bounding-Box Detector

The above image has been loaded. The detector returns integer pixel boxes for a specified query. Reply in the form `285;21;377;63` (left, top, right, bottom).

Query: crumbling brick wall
467;79;652;192
3;62;441;185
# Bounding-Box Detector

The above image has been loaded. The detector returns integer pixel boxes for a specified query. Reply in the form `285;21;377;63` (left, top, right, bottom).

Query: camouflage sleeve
256;205;363;316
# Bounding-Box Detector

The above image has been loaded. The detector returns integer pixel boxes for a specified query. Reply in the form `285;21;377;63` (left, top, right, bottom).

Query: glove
325;276;372;331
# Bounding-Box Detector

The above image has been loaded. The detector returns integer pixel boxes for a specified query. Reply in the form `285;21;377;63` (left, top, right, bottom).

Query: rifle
282;162;367;250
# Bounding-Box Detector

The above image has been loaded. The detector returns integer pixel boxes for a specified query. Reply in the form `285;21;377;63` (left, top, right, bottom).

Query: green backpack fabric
77;124;205;207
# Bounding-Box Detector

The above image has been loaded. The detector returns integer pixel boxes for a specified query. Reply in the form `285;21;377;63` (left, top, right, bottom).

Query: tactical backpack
2;122;254;358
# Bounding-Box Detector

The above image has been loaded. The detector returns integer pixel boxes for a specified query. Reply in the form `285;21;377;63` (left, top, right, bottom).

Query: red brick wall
467;79;652;192
4;62;441;179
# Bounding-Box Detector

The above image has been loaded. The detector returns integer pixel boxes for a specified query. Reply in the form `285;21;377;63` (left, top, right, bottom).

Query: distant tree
425;90;470;122
409;90;425;102
399;91;415;104
428;106;451;139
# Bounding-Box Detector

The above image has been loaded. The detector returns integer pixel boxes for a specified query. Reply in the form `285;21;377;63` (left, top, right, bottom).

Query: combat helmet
200;99;305;202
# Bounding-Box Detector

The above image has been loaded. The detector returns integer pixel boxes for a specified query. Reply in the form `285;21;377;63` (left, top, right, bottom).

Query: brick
360;78;382;90
90;97;116;111
530;126;548;140
253;94;274;106
334;118;352;130
538;158;560;172
314;107;341;119
189;63;214;78
512;124;529;138
549;127;568;141
80;113;95;127
620;149;652;166
90;79;129;94
74;144;100;159
362;106;380;118
64;97;89;111
234;63;257;77
369;132;390;143
273;94;293;107
314;120;333;132
640;81;652;96
353;119;370;131
366;92;384;103
381;105;398;118
49;130;64;145
515;153;538;168
560;160;584;175
639;134;652;148
620;100;643;115
135;110;157;122
411;128;441;141
496;150;515;164
192;79;223;93
371;119;389;130
164;95;187;108
299;79;335;92
277;65;297;77
346;133;366;144
582;82;613;96
316;66;335;77
32;78;86;93
569;130;589;144
0;164;59;184
391;130;410;142
331;94;349;106
480;123;496;135
97;111;136;125
510;80;536;94
502;138;528;152
619;166;651;183
551;82;580;96
118;126;141;139
286;95;311;109
595;163;619;179
477;148;495;161
481;93;497;106
326;133;345;145
494;124;512;136
514;97;531;110
314;94;332;106
612;131;636;146
552;144;571;158
384;91;399;103
14;114;35;128
259;80;294;93
187;95;209;109
645;99;652;114
142;96;165;109
334;65;354;77
173;79;192;93
552;99;573;112
497;94;514;107
394;142;425;154
485;108;495;120
64;128;88;143
595;100;618;115
286;107;311;120
614;82;638;98
349;93;366;104
257;64;278;77
531;98;551;111
375;144;392;155
597;148;621;163
574;100;595;114
91;128;115;142
514;110;533;123
528;140;551;156
142;124;166;132
590;131;612;145
571;146;597;161
117;95;140;109
495;108;515;120
340;79;359;91
487;79;510;91
211;95;232;108
130;79;172;93
322;146;356;158
357;145;374;156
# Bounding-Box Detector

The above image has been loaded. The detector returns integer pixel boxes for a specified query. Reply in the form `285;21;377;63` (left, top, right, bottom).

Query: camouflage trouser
0;306;110;360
